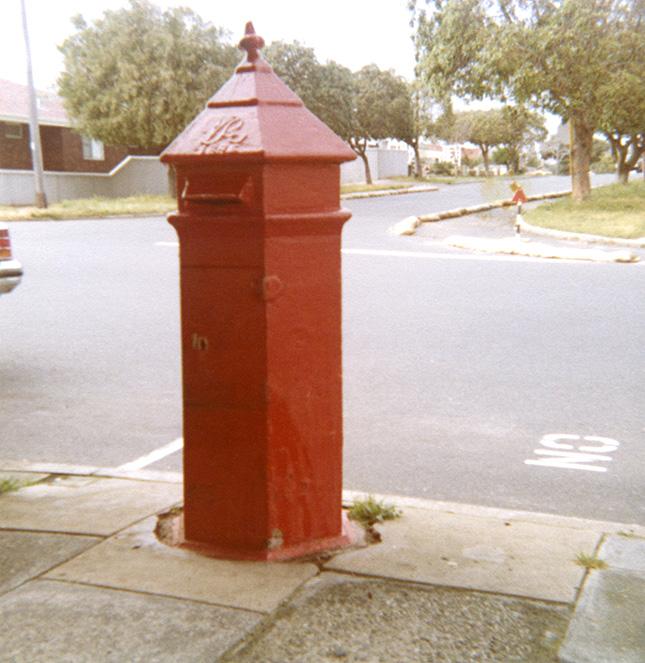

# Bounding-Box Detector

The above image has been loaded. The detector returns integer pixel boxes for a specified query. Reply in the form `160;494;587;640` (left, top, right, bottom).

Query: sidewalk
1;464;644;662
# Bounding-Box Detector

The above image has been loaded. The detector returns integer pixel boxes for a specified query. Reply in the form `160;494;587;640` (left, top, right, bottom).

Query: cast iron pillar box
160;23;356;560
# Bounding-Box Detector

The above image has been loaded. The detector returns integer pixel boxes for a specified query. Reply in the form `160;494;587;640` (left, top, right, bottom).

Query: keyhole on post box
191;333;209;352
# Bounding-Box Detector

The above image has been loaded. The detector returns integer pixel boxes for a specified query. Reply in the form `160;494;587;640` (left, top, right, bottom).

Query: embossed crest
198;116;248;154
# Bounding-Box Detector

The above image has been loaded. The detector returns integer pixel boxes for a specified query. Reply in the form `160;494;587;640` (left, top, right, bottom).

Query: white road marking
157;242;640;265
117;438;184;471
525;434;620;472
342;247;573;263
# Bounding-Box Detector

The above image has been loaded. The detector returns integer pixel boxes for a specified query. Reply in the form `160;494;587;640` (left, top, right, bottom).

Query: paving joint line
41;577;269;616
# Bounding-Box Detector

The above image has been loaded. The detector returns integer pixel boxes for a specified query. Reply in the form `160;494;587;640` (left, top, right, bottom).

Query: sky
0;0;417;90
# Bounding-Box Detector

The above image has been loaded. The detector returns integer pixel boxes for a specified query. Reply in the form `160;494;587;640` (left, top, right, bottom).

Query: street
2;174;643;525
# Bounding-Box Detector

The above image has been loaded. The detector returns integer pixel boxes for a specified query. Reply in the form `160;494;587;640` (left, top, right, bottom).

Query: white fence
1;148;409;205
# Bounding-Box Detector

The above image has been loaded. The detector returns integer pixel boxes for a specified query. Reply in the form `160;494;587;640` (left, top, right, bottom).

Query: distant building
418;141;482;167
0;79;172;205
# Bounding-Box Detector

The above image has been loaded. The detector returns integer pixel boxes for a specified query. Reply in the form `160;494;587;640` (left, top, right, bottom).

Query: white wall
376;148;408;179
1;148;409;205
340;147;407;184
0;156;168;205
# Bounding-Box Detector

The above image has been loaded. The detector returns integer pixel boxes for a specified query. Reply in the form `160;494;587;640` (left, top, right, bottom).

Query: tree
438;109;506;174
600;71;645;183
349;65;414;184
437;106;545;174
499;106;547;175
263;41;355;142
411;0;645;201
58;0;238;151
263;41;327;120
596;4;645;183
406;83;437;178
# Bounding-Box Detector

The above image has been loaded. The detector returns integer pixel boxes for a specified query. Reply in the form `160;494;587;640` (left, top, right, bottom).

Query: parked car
0;222;23;294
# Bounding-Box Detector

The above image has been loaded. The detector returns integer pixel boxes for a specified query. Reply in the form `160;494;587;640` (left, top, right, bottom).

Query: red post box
160;23;356;560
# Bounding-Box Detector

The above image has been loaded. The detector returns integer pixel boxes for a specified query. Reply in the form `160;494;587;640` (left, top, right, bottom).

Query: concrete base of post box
156;508;365;562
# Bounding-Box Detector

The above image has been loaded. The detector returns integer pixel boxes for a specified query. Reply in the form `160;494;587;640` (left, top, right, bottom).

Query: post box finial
239;22;265;63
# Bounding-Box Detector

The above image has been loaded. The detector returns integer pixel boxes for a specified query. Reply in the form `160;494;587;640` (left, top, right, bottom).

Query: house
0;79;131;173
0;79;168;205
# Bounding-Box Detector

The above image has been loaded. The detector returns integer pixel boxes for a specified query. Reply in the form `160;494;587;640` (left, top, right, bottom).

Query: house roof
0;79;69;127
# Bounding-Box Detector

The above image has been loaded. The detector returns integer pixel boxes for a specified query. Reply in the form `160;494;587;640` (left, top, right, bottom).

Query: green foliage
351;65;414;147
411;0;645;199
439;106;545;173
492;146;510;166
263;41;355;142
347;495;402;527
429;160;455;175
592;153;617;174
349;65;415;182
0;478;36;494
58;0;238;149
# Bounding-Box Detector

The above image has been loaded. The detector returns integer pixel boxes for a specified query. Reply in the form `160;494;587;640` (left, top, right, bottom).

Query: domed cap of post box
161;23;356;165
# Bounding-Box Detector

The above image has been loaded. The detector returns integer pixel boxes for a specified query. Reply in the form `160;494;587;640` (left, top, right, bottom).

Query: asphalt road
2;174;643;525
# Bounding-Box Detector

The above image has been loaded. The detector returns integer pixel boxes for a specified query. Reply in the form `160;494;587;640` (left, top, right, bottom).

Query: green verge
340;182;412;194
524;181;645;240
0;195;176;221
391;174;475;185
1;184;413;220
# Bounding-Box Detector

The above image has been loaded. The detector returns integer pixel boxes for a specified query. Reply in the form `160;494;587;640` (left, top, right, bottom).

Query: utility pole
20;0;47;208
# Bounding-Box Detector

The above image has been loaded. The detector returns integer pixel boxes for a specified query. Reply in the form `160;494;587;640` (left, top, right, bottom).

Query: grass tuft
575;552;608;570
347;495;402;527
0;478;34;494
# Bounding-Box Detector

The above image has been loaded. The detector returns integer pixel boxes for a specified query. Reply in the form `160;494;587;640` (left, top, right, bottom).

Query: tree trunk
612;139;630;184
617;163;630;184
413;143;422;179
480;145;490;176
570;116;593;202
359;150;373;185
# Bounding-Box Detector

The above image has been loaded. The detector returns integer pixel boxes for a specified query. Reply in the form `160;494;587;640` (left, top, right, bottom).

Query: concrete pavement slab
559;535;645;663
342;490;645;538
0;476;181;535
0;531;100;596
326;507;600;603
225;573;570;663
599;534;645;572
559;571;645;663
0;579;260;663
45;517;318;613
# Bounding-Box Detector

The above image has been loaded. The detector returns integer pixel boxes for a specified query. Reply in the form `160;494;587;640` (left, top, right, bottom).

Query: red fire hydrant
160;23;356;560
